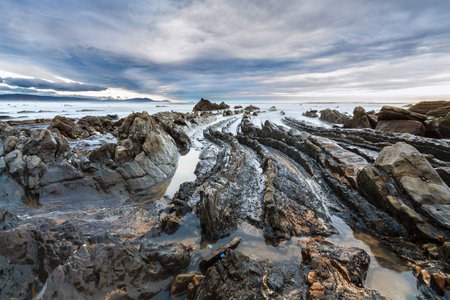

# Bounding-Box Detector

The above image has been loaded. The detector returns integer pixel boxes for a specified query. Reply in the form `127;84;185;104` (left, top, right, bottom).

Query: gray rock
5;149;25;184
40;177;102;206
0;175;28;205
23;129;59;163
40;160;83;186
375;142;450;227
44;242;191;299
3;136;18;153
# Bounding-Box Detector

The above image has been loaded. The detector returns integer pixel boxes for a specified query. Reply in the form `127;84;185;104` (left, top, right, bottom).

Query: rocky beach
0;99;449;299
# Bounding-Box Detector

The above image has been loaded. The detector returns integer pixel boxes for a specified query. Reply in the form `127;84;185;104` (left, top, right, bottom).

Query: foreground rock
193;98;230;111
374;142;450;229
44;242;191;299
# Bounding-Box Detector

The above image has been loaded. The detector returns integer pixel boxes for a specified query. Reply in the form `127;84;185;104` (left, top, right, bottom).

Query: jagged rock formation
193;98;230;111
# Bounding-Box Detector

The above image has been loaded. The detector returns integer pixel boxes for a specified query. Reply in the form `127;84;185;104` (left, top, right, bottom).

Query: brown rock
303;110;318;118
431;272;446;296
344;107;372;129
375;120;426;136
170;272;201;296
426;105;450;117
193;98;229;111
319;109;351;124
378;105;427;121
438;112;450;138
409;100;450;115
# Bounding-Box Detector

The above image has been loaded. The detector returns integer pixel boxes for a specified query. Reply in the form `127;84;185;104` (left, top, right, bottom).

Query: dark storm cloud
0;0;449;101
1;77;106;92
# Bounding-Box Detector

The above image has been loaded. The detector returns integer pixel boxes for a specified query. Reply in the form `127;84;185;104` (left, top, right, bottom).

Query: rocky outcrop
44;242;191;299
409;100;450;115
300;239;384;299
376;119;427;136
344;106;373;129
193;98;230;111
303;109;318;118
319;108;351;124
374;142;450;229
378;105;427;122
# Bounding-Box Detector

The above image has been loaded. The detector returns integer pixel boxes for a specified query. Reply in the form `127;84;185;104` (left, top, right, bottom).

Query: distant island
0;93;171;103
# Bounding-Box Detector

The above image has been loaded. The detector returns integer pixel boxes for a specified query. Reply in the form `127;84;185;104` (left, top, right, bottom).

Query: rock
23;129;66;163
303;110;318;118
51;115;86;139
234;105;243;109
44;242;191;299
5;149;25;184
170;272;202;296
0;226;73;299
344;106;372;129
375;120;426;136
366;112;378;128
244;105;260;111
300;240;384;298
424;118;443;138
438;112;450;138
436;167;450;187
199;237;242;272
269;106;277;111
193;98;230;111
319;109;351;124
378;105;427;121
409;100;450;115
40;160;83;186
161;215;181;235
194;249;301;300
375;142;450;228
426;105;450;118
0;208;18;231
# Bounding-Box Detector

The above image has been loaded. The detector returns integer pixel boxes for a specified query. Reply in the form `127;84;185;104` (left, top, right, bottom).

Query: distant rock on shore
193;98;230;111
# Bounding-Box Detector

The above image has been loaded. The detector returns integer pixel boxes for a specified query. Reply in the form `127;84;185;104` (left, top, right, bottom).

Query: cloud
1;77;106;92
0;0;449;101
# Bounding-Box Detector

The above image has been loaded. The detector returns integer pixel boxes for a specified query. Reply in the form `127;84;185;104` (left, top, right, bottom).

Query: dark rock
199;237;242;272
244;105;260;111
0;226;73;299
375;119;426;136
319;109;351;124
44;242;191;299
269;106;277;111
193;98;230;111
436;167;450;187
424;118;443;138
51;115;87;139
344;106;372;129
0;207;18;231
161;215;181;235
53;221;85;245
193;249;301;300
409;100;450;115
438;112;450;138
300;240;384;298
234;105;243;109
303;110;318;118
170;272;202;296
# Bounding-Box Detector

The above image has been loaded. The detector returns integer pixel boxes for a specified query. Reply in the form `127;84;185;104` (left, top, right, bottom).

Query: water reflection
164;149;200;197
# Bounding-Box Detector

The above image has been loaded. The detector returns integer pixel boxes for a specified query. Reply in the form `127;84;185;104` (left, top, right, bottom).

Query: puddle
328;216;421;300
164;148;200;197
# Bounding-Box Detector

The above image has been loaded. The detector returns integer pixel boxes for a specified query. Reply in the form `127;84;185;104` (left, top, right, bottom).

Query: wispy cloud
1;77;106;92
0;0;449;102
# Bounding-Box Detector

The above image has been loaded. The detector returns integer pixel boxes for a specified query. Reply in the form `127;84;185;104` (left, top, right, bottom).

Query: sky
0;0;450;103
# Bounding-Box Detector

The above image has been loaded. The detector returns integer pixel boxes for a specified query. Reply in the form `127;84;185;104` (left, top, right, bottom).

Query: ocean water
0;100;407;123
